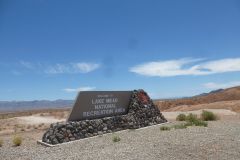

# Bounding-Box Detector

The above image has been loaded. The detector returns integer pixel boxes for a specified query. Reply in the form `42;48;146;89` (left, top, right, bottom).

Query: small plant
186;113;198;123
185;119;208;127
201;110;217;121
173;124;187;129
176;114;186;121
193;120;208;127
34;125;38;130
112;135;121;142
160;126;171;131
184;122;194;127
13;135;22;146
0;138;3;147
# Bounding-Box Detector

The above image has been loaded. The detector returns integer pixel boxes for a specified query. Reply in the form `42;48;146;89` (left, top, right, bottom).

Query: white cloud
18;61;100;74
129;58;240;77
20;60;35;69
203;81;240;89
45;63;100;74
72;63;100;73
63;86;96;93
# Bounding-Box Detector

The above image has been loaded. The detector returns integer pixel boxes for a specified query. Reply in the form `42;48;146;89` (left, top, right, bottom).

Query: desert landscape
1;1;240;159
0;87;240;160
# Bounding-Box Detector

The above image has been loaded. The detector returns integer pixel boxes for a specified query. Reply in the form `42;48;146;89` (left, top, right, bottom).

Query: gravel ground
1;117;240;160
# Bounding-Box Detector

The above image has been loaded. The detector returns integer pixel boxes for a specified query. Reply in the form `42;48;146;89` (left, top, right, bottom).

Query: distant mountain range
0;100;74;112
194;89;224;97
2;86;240;113
155;86;240;111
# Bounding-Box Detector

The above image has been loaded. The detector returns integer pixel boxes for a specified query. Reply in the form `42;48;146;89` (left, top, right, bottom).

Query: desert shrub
160;126;171;131
186;113;198;123
173;124;187;129
0;139;3;147
112;135;121;142
201;110;217;121
185;119;208;127
13;135;22;146
193;120;208;127
184;122;194;127
176;114;186;121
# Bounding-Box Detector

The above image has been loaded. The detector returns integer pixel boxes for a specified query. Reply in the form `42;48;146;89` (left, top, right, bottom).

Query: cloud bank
45;63;100;74
203;81;240;89
18;61;100;74
63;86;96;93
129;58;240;77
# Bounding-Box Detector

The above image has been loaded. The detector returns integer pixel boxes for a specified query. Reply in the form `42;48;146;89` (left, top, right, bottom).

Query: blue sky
0;0;240;101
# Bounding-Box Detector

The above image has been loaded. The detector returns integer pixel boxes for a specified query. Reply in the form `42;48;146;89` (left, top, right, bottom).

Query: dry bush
176;114;186;121
27;125;31;129
112;135;121;142
0;139;3;147
13;135;22;146
160;126;171;131
201;110;217;121
173;124;187;129
186;113;198;122
20;128;25;132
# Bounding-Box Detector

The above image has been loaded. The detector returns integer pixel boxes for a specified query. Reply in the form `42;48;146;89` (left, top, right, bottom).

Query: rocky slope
155;86;240;112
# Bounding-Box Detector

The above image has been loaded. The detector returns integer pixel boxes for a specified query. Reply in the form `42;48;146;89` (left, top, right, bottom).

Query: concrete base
37;121;170;147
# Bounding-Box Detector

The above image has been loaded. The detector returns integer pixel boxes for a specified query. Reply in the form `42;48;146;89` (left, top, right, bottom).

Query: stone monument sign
41;89;167;145
67;91;132;121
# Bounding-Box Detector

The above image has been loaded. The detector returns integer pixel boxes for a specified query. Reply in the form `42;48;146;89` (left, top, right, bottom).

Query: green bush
184;122;194;127
201;110;217;121
160;126;171;131
173;124;187;129
0;139;3;147
186;113;198;123
112;135;121;142
193;120;208;127
13;135;22;146
176;114;186;121
185;119;208;127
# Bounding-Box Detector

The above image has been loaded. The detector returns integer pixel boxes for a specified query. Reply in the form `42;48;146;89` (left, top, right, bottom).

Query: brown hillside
155;86;240;112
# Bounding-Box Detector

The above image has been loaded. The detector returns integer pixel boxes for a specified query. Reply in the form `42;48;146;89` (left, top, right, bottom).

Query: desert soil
162;100;240;113
0;109;240;160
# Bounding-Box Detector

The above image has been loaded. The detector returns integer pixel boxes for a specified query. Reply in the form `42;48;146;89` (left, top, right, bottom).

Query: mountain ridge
155;86;240;112
0;99;74;112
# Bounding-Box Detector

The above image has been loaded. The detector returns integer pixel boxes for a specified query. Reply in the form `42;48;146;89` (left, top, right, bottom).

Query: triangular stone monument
42;89;167;145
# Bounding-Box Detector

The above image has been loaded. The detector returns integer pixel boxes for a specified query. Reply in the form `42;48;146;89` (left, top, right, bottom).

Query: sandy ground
162;109;237;120
16;115;65;124
0;108;240;160
163;100;240;113
0;111;68;136
0;114;240;160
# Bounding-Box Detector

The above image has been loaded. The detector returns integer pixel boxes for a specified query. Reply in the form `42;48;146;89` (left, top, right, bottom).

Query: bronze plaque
67;91;132;121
